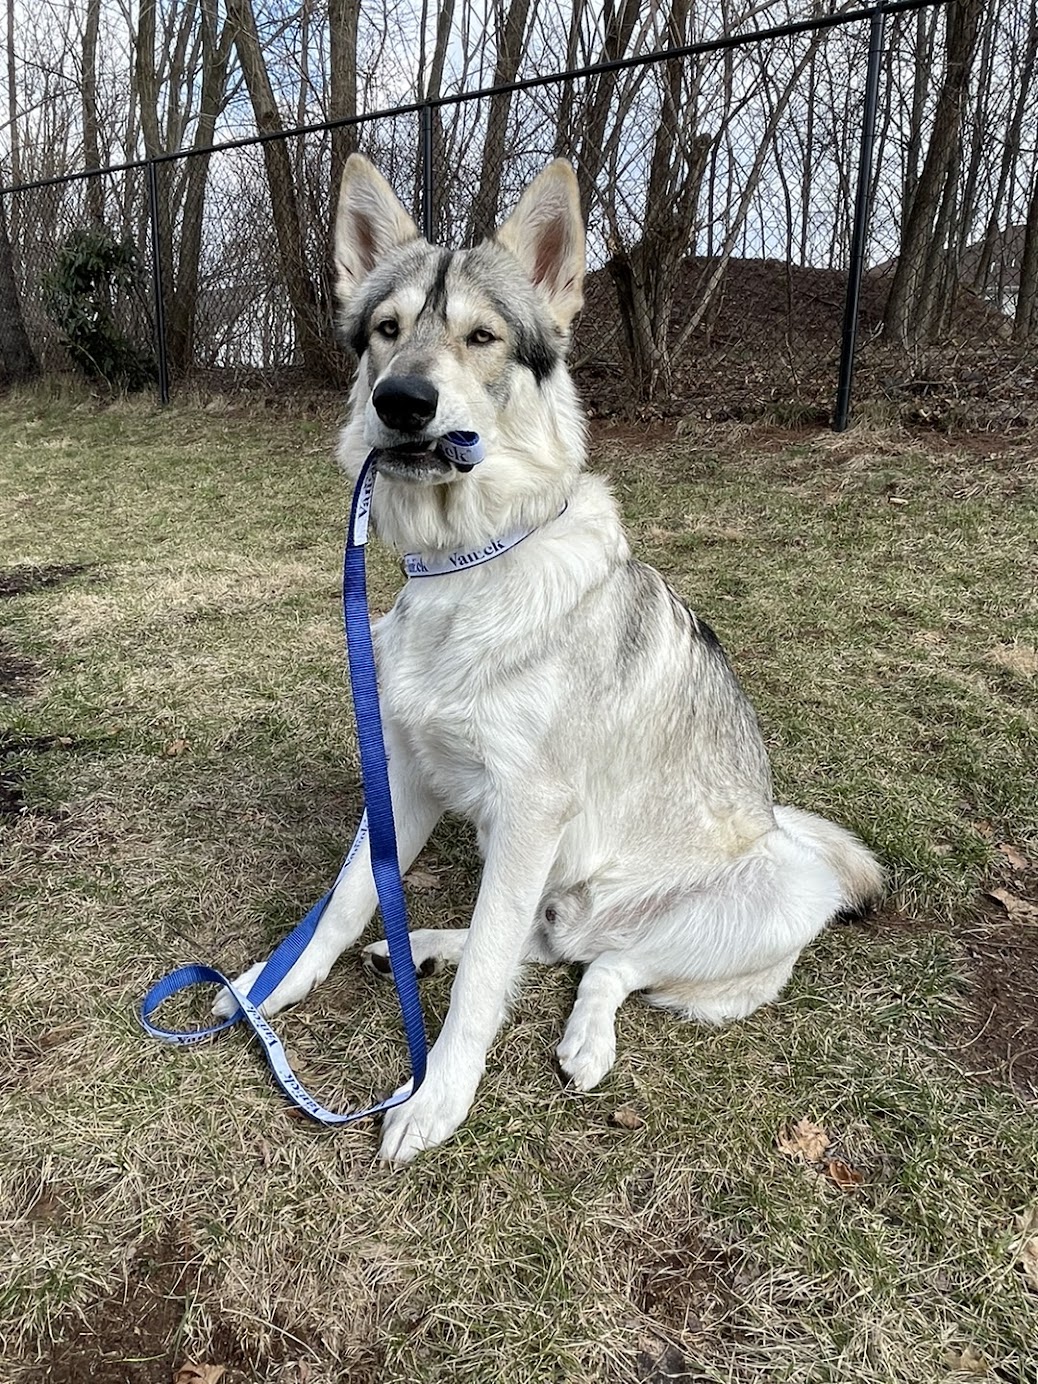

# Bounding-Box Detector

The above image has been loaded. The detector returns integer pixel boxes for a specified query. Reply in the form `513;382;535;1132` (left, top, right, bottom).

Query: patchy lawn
1;386;1036;1384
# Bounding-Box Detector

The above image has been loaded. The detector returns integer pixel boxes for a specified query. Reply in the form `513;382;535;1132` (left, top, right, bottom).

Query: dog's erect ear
334;154;421;307
495;160;585;331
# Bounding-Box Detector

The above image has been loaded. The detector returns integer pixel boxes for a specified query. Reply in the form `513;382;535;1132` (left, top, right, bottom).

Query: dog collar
403;503;568;579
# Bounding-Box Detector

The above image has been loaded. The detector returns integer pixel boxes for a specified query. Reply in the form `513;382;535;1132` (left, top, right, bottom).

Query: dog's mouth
373;443;454;484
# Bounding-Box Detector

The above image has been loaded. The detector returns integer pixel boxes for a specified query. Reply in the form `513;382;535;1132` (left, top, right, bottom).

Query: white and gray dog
216;155;883;1162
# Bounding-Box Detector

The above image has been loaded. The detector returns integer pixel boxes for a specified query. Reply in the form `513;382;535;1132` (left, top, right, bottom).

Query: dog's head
333;157;585;487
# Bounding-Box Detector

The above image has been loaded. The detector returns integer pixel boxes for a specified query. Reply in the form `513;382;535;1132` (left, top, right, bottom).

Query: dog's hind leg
645;954;799;1025
362;928;468;977
557;952;648;1091
361;919;560;977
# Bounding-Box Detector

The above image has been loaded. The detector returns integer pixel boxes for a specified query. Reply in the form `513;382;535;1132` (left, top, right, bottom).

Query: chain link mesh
4;5;1036;426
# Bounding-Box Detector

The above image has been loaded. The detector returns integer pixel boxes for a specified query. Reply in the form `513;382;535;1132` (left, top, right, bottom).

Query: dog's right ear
334;155;421;308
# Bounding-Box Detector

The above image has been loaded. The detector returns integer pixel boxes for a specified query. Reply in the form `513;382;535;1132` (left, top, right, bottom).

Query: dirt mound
572;255;1029;427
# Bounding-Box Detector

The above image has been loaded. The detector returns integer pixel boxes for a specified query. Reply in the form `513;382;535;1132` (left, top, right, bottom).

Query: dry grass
1;388;1037;1384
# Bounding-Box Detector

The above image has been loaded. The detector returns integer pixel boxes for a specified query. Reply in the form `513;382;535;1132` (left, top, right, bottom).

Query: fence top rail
1;0;942;198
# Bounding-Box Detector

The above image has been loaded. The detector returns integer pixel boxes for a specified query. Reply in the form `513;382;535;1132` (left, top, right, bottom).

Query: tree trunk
227;0;332;376
974;6;1038;298
570;0;640;220
883;0;984;344
418;0;456;243
1013;166;1038;343
81;0;104;222
0;191;37;387
328;0;360;238
135;0;176;353
465;0;534;242
166;0;234;372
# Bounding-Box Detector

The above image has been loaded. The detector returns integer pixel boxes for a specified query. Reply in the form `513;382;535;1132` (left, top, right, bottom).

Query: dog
214;154;883;1163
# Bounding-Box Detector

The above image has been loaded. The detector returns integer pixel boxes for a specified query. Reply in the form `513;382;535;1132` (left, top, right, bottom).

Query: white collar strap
403;504;567;579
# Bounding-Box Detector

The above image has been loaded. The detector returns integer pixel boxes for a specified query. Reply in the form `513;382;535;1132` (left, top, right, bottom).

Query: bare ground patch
0;642;42;699
956;856;1038;1100
20;1228;263;1384
0;563;91;599
0;732;77;821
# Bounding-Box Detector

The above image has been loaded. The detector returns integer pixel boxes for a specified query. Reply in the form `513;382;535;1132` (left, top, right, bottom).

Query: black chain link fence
4;0;1036;430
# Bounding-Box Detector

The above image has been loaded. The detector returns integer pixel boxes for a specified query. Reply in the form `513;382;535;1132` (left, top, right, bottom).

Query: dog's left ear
334;154;421;310
495;160;585;331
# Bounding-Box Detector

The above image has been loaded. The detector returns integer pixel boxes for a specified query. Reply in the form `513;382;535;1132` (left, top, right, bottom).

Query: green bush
42;227;155;390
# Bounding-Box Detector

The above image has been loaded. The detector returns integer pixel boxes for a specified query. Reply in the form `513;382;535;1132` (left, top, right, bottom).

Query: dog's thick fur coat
215;157;883;1162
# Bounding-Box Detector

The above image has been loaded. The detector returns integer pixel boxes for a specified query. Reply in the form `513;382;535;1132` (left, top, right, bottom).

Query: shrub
42;228;155;390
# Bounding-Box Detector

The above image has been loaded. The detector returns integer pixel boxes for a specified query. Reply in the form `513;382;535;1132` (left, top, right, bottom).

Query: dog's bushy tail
773;805;884;914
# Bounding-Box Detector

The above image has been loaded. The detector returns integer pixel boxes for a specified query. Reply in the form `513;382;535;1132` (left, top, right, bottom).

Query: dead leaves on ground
404;868;441;891
995;841;1029;872
825;1158;865;1191
977;831;1037;920
1016;1206;1038;1293
984;886;1038;922
173;1366;226;1384
776;1117;865;1192
943;1343;989;1375
776;1116;830;1162
608;1105;645;1131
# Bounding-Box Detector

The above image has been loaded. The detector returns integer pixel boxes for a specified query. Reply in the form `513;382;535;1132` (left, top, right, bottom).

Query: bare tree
883;0;985;343
465;0;536;241
167;0;236;370
226;0;331;373
81;0;104;222
0;187;37;386
1014;165;1038;341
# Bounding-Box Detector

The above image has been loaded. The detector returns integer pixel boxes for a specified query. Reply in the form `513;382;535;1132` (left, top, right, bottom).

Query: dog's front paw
211;951;330;1020
378;1079;473;1165
557;1008;617;1091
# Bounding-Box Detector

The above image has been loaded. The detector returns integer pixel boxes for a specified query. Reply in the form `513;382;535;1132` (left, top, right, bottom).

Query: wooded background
1;0;1036;422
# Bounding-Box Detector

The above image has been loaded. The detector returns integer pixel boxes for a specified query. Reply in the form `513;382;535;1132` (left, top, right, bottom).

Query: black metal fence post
420;103;434;242
146;158;170;405
833;1;888;431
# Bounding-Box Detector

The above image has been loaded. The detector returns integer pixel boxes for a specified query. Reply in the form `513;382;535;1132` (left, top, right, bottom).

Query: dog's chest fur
373;569;552;817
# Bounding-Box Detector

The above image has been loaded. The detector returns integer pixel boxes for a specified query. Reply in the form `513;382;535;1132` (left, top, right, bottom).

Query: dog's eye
374;319;399;340
467;328;497;346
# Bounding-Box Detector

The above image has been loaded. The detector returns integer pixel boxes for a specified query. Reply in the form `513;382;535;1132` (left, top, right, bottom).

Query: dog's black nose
372;375;439;433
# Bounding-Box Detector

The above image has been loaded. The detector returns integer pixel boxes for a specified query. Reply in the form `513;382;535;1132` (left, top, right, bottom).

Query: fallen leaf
942;1343;988;1374
173;1365;226;1384
405;869;441;891
164;738;189;757
975;820;995;840
996;842;1029;871
825;1158;864;1190
1019;1238;1038;1292
609;1106;645;1130
38;1023;82;1050
1016;1208;1038;1291
776;1117;830;1163
985;887;1038;921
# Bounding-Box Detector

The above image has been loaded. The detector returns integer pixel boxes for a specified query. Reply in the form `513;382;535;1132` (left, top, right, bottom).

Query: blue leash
139;434;484;1123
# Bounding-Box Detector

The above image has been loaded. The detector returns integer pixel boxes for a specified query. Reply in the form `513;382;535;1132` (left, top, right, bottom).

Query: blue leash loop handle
139;448;432;1123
